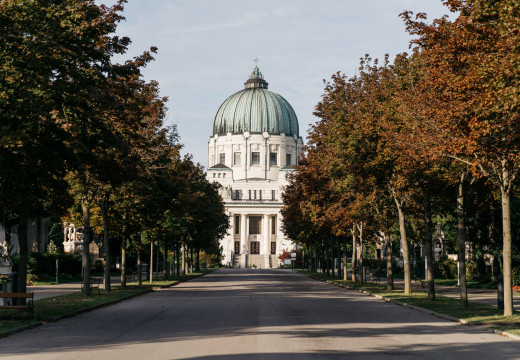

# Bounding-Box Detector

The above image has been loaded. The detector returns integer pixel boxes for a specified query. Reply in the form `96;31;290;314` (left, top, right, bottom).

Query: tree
402;0;520;314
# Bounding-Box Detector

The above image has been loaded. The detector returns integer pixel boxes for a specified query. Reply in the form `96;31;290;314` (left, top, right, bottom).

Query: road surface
1;269;518;359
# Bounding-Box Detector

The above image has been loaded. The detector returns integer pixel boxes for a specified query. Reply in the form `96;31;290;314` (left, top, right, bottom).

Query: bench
0;292;34;317
125;273;137;283
369;273;380;284
82;277;103;294
414;277;426;291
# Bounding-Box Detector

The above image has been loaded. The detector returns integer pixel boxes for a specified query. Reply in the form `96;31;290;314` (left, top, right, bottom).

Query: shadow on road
1;269;518;359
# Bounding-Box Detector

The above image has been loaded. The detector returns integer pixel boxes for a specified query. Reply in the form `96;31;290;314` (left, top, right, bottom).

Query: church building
207;63;303;268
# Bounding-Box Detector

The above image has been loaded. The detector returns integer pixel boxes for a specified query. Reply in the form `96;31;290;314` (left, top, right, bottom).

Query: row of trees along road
0;0;229;301
281;0;520;316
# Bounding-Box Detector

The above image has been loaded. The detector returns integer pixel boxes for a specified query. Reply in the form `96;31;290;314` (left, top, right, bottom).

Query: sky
102;0;452;168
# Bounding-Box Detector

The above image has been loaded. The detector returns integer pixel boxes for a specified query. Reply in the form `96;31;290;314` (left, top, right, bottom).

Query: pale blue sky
103;0;451;167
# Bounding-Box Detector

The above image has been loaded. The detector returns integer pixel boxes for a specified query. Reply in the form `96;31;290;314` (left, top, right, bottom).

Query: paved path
2;269;519;359
28;271;520;308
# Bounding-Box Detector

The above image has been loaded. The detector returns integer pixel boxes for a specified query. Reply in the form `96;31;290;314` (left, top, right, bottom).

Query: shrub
438;259;457;279
465;261;478;281
26;273;39;286
476;255;487;282
512;257;520;285
93;259;104;273
362;258;400;274
30;253;82;277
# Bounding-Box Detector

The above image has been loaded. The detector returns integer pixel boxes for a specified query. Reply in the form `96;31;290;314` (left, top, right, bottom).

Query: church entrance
250;241;260;254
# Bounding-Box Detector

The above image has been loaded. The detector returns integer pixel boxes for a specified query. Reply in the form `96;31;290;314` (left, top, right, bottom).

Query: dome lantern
244;59;268;89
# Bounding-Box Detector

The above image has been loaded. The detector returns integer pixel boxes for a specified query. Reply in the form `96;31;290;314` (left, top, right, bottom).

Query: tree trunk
137;246;142;286
501;166;513;316
343;238;348;281
424;191;435;301
189;247;194;273
351;226;357;282
150;241;154;284
336;242;341;279
120;240;126;288
16;216;28;305
457;174;468;307
171;248;177;276
183;244;187;275
176;243;181;276
196;249;200;272
82;202;92;296
155;242;159;281
163;241;168;279
357;222;364;284
100;194;111;293
324;241;330;277
385;232;394;291
395;198;411;294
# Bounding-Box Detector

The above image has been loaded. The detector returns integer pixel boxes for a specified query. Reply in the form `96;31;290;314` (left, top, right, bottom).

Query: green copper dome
213;66;299;137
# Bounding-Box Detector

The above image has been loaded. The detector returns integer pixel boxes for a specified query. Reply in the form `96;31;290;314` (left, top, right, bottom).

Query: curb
0;272;212;338
0;321;43;338
299;272;520;342
43;288;153;322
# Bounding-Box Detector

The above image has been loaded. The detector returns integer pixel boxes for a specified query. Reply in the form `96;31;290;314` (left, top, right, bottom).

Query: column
240;214;247;254
263;214;269;255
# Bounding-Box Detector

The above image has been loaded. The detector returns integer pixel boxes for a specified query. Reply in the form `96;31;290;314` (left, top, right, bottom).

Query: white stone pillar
263;214;269;255
240;214;247;254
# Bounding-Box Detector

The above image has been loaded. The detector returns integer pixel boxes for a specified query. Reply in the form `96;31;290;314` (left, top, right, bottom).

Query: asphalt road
1;269;519;359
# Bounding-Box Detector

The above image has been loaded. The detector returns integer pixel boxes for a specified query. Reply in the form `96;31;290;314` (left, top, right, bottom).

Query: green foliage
465;261;478;282
476;255;488;282
47;218;64;253
199;252;221;268
511;258;520;286
363;258;400;274
17;253;82;277
438;259;457;279
93;260;104;273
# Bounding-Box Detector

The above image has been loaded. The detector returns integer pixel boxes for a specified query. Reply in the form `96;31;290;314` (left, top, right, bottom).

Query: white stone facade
208;132;303;267
207;65;303;268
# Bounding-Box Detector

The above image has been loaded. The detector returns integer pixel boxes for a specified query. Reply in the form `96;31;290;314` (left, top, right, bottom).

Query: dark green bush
466;261;478;281
93;259;104;273
438;259;457;279
362;258;400;274
476;255;487;282
30;253;82;277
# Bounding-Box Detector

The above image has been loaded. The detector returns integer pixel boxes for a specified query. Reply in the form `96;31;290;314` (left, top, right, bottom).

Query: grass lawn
128;269;216;287
434;278;497;289
298;270;520;333
363;272;497;289
31;272;122;286
0;269;216;335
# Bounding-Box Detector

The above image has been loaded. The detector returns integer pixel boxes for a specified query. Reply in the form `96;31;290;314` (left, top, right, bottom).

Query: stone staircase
269;255;278;268
232;254;241;268
231;254;278;269
247;254;265;268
